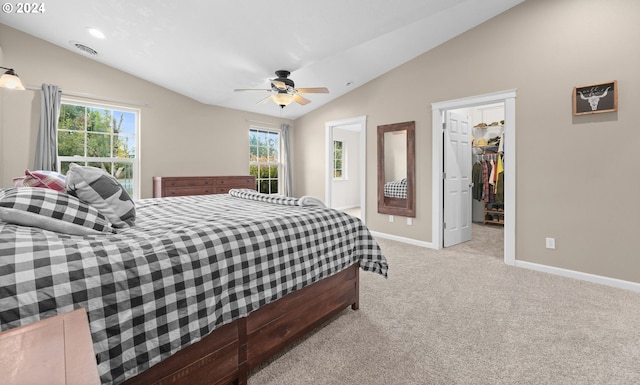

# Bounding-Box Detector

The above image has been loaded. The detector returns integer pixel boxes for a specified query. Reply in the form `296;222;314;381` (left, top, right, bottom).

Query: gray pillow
65;164;136;227
0;187;114;235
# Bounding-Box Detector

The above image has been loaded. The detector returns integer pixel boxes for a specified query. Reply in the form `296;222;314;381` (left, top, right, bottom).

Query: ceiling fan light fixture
272;93;294;108
235;70;329;108
0;67;26;90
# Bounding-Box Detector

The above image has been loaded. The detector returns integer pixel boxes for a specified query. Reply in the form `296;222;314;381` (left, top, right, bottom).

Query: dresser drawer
163;187;212;196
214;187;233;194
153;176;256;198
163;178;213;187
215;177;254;187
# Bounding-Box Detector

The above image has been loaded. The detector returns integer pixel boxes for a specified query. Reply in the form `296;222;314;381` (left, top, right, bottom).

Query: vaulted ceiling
0;0;524;119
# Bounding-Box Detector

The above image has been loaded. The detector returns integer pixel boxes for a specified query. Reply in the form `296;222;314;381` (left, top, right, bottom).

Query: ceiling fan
234;70;329;108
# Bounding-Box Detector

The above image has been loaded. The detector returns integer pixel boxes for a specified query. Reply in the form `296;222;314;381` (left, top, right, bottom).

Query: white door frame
325;115;367;223
431;90;516;265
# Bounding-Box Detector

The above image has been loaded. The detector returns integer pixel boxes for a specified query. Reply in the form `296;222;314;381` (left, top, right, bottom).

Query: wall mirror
377;121;415;217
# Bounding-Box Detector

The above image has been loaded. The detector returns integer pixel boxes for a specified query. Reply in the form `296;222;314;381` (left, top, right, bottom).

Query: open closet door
443;111;472;247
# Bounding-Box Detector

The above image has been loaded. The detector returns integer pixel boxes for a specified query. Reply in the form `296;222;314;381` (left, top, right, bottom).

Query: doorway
449;103;505;256
325;116;367;222
431;90;516;265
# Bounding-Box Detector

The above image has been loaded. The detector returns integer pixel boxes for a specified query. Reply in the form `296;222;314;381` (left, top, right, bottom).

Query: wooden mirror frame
377;121;416;218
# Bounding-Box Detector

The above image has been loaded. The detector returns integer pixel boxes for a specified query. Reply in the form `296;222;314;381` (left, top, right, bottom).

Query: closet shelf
484;218;504;225
483;206;504;226
474;145;499;153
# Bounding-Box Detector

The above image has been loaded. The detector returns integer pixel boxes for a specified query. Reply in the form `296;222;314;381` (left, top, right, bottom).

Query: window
333;140;344;179
249;128;280;194
57;100;139;198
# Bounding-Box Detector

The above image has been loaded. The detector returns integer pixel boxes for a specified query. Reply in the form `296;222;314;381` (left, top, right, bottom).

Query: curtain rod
245;118;281;127
25;85;151;108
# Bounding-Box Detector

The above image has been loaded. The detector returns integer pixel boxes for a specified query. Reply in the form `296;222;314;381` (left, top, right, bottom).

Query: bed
383;177;407;199
0;188;388;385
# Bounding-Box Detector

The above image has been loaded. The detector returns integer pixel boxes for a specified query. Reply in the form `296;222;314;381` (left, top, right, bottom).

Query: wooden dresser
153;175;256;198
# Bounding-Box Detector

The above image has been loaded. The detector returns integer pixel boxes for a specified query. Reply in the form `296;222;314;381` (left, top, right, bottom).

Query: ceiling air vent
70;41;99;56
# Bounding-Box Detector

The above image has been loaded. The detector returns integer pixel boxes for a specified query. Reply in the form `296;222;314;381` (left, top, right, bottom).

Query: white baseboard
370;231;640;293
369;231;433;249
514;260;640;293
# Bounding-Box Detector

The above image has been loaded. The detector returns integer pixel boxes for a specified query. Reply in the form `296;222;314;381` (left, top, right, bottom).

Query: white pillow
298;196;326;207
0;187;114;235
65;164;136;227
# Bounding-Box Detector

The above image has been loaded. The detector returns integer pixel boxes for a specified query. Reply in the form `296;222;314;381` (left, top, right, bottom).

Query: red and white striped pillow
12;169;66;191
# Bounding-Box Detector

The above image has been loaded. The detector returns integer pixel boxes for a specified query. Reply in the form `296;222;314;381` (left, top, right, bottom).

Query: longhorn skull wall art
573;80;617;115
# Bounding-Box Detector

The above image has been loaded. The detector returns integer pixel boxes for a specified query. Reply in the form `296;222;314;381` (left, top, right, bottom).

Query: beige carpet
448;223;504;259
248;227;640;385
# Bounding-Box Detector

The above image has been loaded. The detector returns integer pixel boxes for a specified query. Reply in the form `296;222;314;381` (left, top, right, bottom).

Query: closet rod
25;85;151;108
474;153;500;160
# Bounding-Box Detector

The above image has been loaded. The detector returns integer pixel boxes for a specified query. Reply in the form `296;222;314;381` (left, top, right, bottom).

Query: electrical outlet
407;217;413;225
545;237;556;249
389;215;394;223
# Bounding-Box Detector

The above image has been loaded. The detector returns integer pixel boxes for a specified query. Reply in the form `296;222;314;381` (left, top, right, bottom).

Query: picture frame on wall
573;80;617;116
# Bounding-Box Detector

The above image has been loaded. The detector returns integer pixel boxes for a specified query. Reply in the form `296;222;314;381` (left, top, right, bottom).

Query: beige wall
0;24;293;198
293;0;640;283
0;44;4;186
2;0;639;285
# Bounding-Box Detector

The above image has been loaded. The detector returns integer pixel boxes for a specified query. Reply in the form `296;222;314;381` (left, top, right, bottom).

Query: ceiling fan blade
257;95;273;104
234;88;271;92
295;87;329;94
293;94;311;105
271;80;287;91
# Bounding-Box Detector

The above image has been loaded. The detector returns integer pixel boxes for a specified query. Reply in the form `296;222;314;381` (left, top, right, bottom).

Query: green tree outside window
249;128;280;194
58;102;138;197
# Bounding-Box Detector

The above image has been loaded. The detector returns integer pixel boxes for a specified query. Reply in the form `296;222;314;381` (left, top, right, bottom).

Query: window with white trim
57;100;139;198
249;128;280;194
333;140;344;179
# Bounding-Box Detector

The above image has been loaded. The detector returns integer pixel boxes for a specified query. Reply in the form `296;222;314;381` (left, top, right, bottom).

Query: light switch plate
545;237;556;249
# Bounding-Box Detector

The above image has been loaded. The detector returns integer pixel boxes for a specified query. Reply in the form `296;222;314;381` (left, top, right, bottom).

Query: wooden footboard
245;262;359;371
123;263;359;385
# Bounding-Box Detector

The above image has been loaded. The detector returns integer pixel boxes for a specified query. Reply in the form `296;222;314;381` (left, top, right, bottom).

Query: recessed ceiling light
87;27;106;39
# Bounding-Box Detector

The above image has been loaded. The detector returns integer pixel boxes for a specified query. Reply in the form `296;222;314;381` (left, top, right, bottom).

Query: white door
443;111;472;247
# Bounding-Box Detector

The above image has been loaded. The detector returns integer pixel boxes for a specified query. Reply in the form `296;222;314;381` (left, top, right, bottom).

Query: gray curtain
34;84;62;171
281;123;293;197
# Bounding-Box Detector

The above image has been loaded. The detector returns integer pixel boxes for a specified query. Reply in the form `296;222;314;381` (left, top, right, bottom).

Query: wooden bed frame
122;263;360;385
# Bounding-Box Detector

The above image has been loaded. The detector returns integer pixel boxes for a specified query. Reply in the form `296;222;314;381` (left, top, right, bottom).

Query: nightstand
0;308;100;385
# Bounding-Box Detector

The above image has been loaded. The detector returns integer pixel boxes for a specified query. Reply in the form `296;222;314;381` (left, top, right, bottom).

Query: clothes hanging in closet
472;161;484;200
472;153;504;204
483;158;491;202
494;154;504;203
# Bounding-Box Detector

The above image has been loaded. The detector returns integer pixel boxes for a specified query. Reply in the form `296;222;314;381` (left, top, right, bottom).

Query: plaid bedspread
384;178;407;199
0;193;388;385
